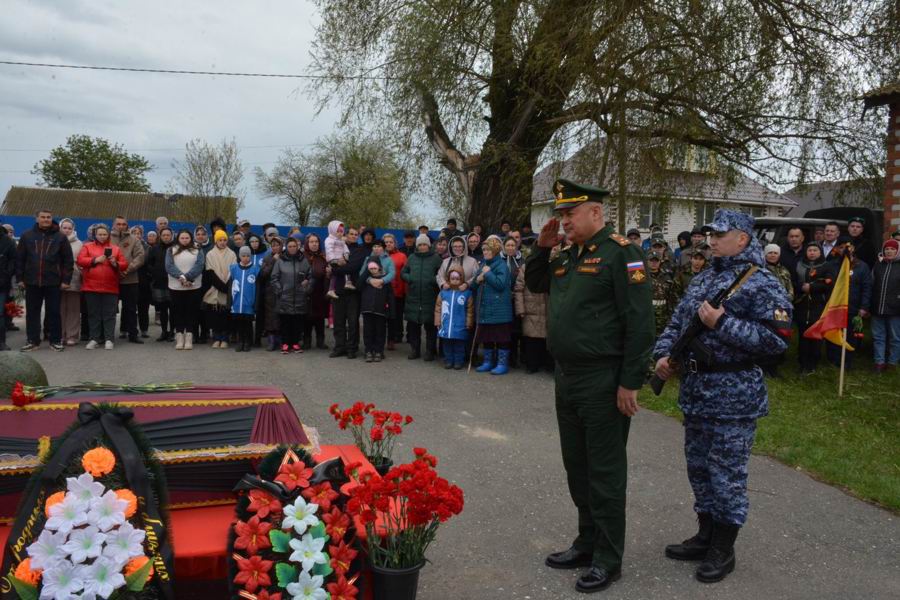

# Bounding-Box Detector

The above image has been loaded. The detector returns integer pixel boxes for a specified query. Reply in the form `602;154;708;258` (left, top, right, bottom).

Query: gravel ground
16;320;899;600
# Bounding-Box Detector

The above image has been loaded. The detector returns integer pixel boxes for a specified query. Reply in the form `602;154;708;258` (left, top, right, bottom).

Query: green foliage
33;135;151;192
640;341;900;511
125;557;154;592
9;576;38;600
275;562;298;588
269;529;292;553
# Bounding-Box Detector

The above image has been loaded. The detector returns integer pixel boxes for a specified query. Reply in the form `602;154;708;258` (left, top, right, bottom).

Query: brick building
863;82;900;239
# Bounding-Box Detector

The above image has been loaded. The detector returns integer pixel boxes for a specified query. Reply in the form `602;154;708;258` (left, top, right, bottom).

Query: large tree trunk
467;142;540;231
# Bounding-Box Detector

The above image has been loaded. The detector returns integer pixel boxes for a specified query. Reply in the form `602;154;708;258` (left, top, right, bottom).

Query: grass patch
640;340;900;512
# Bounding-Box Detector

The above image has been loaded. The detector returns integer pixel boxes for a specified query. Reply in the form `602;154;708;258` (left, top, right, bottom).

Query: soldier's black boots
695;522;740;583
665;512;713;561
544;546;592;570
575;566;621;594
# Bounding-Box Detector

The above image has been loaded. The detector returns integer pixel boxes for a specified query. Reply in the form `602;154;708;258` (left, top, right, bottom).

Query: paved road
15;324;899;600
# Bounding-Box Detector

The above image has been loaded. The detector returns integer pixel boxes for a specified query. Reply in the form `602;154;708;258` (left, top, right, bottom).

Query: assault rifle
649;264;758;396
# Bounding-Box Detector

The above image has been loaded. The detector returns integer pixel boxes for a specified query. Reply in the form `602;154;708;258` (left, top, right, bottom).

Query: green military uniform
648;257;674;336
766;262;795;302
525;180;655;572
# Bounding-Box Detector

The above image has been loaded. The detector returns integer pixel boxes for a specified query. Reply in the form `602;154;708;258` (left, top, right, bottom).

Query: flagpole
838;328;847;397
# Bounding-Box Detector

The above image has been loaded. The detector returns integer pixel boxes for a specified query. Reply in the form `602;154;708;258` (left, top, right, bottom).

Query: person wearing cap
641;223;663;251
238;219;251;237
670;244;710;303
417;225;430;236
678;227;708;268
202;230;237;348
440;218;463;239
654;209;792;583
525;179;653;593
846;216;876;268
401;230;417;256
824;238;871;370
871;239;900;372
519;221;537;248
648;235;676;276
626;228;642;247
647;251;674;337
230;245;260;352
401;234;442;361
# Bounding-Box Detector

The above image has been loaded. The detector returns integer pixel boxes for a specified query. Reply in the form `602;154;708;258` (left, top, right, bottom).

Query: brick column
886;100;900;240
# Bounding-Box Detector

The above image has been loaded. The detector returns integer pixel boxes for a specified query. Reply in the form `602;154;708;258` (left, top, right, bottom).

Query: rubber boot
476;349;496;372
175;332;185;350
184;332;193;350
665;513;713;561
491;349;510;375
696;522;739;583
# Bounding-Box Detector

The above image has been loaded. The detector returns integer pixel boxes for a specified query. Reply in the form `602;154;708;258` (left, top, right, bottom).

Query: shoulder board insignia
610;233;630;246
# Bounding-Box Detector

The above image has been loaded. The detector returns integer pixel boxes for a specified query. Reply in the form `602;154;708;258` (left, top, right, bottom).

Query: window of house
638;201;666;229
739;205;765;217
694;202;717;227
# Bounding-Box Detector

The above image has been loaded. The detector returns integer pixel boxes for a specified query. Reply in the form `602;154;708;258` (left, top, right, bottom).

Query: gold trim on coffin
0;441;314;475
0;397;287;412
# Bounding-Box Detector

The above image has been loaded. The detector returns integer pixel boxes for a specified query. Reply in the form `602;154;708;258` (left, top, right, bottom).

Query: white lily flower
27;529;69;570
288;533;327;573
281;496;319;535
66;473;105;505
103;521;146;563
78;556;126;599
286;571;327;600
88;490;128;532
62;525;106;564
39;559;84;600
45;494;90;535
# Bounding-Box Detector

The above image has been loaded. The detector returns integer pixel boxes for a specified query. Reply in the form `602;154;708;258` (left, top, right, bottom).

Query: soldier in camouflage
670;243;711;303
647;252;674;337
653;209;793;584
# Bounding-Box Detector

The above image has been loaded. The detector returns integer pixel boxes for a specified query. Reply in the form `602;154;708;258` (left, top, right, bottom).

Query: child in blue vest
434;265;474;369
230;246;260;352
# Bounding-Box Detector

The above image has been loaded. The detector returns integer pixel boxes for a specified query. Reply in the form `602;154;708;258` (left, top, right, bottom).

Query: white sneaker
85;340;98;350
104;340;114;350
326;290;339;299
343;282;356;290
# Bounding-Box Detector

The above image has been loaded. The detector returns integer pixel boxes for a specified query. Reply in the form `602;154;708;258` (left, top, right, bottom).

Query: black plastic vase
370;562;425;600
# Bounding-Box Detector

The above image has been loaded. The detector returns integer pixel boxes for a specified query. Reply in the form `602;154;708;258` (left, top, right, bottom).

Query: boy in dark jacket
360;259;392;362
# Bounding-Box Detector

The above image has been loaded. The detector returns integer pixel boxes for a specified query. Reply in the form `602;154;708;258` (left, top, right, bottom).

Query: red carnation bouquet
328;402;413;469
5;301;23;319
346;448;464;569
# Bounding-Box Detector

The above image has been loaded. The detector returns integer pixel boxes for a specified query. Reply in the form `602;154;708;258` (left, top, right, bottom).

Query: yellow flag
803;256;854;351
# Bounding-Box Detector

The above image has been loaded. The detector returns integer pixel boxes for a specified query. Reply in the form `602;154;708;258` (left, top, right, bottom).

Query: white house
531;141;796;243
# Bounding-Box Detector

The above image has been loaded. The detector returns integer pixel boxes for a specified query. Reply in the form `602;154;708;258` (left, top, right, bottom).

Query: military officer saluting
654;209;792;583
525;179;654;594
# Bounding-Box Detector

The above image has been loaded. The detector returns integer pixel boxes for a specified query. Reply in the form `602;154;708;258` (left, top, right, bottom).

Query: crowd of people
636;218;900;373
4;210;899;373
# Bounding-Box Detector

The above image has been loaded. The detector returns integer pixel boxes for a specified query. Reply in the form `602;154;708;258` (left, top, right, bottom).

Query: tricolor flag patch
627;260;646;284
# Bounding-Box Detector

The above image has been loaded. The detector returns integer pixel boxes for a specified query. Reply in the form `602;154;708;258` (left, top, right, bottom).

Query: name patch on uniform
554;267;567;277
582;257;603;264
627;260;646;284
774;308;790;322
576;266;600;274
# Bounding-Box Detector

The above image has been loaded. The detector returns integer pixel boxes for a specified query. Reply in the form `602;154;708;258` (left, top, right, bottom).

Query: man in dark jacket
16;210;74;351
0;224;17;350
846;216;876;268
779;226;805;286
329;227;368;359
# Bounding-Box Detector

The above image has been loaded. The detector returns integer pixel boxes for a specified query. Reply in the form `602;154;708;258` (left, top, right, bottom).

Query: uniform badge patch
627;260;646;284
774;308;789;322
576;266;600;274
583;257;602;264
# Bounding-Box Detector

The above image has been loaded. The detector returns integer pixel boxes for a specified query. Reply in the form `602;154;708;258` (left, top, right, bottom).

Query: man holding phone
111;216;145;344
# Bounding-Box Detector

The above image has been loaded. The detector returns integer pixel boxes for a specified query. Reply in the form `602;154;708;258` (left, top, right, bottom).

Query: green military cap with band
553;178;609;211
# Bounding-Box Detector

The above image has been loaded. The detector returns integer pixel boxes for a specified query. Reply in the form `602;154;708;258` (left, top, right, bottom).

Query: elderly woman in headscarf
58;218;83;345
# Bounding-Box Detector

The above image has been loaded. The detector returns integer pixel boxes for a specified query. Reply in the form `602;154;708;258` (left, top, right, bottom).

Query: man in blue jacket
16;210;74;351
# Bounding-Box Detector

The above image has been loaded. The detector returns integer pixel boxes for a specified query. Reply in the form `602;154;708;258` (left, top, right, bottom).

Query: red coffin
0;386;314;522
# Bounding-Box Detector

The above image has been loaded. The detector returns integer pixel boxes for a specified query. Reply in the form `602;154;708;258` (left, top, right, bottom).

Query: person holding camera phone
77;224;128;350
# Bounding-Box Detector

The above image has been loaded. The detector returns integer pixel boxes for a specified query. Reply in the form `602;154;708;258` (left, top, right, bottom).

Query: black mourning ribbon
1;403;174;600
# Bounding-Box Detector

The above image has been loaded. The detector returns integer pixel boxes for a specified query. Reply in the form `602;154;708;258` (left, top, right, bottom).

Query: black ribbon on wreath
0;403;175;600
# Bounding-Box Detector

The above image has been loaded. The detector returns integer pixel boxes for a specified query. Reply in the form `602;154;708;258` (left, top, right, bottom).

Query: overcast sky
0;0;430;225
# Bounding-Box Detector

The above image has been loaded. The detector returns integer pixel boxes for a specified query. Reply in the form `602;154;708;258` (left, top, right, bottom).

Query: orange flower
44;491;66;517
116;489;138;518
125;556;154;578
82;447;116;477
14;558;42;586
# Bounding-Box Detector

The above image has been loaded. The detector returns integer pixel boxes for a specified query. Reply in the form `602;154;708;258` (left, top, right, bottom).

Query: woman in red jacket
77;224;127;350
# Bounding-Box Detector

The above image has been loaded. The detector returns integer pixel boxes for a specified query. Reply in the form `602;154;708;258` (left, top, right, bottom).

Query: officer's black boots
544;546;592;569
665;512;713;560
695;522;740;583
